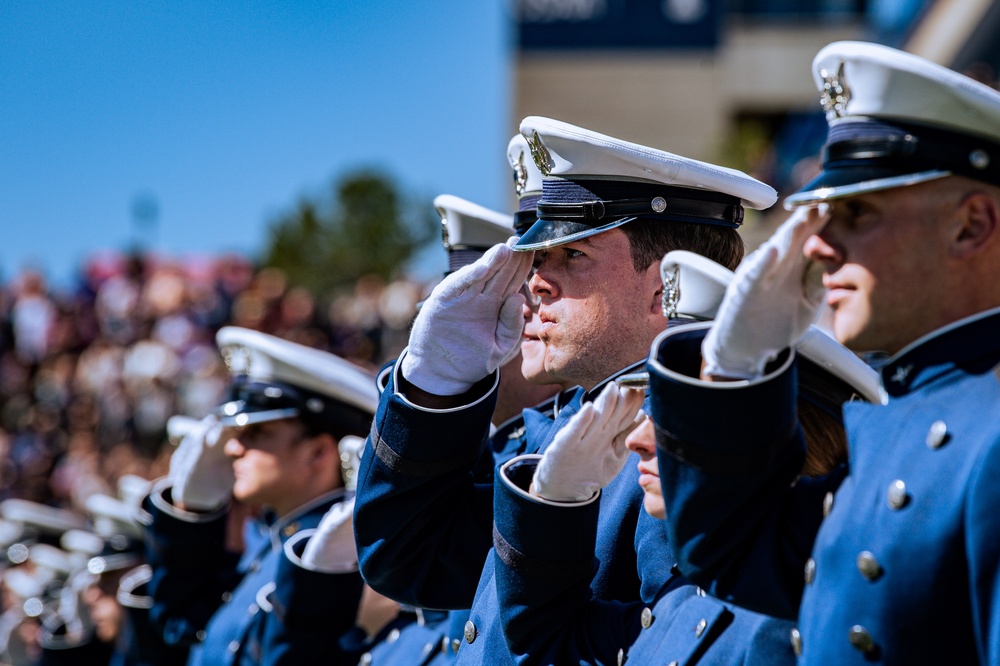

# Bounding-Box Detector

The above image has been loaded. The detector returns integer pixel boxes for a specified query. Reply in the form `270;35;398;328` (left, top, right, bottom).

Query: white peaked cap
519;116;777;209
659;251;734;321
215;326;378;425
434;194;514;251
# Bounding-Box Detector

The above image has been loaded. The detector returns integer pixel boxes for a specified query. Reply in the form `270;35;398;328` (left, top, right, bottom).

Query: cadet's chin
231;480;256;505
643;493;666;521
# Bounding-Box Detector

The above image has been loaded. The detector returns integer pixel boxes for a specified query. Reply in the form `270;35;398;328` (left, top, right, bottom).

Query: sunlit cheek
832;291;872;349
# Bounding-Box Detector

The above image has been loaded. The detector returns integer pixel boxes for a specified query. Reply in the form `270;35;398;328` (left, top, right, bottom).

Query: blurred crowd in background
0;252;423;515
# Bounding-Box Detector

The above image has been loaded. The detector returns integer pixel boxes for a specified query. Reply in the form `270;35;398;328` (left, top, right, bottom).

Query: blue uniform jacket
358;609;460;666
142;483;363;666
115;564;191;666
650;310;1000;664
494;454;795;666
355;356;673;665
354;367;556;666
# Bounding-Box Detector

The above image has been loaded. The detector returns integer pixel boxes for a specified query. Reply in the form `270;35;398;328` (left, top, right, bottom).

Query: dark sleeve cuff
494;456;600;573
267;533;365;632
142;481;228;568
647;325;799;475
366;359;498;478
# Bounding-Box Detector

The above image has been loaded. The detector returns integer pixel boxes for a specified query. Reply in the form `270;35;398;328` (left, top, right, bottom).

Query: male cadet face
520;282;563;386
223;418;329;514
528;228;662;389
624;416;664;519
804;179;964;355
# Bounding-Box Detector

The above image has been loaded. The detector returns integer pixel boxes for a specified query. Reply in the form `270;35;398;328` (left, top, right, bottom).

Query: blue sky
0;1;511;287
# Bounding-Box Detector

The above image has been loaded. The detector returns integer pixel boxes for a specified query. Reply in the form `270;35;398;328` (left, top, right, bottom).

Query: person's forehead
228;416;301;438
829;180;938;209
561;230;619;249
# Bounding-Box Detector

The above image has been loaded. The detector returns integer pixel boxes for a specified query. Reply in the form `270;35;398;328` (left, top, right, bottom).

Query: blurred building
510;0;993;233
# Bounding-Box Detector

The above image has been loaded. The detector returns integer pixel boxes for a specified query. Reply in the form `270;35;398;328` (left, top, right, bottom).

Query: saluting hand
300;496;357;573
168;414;233;512
532;383;646;502
401;239;534;396
702;205;827;380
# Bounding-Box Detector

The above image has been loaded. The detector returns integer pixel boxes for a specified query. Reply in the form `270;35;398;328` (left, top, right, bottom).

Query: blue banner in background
517;0;720;50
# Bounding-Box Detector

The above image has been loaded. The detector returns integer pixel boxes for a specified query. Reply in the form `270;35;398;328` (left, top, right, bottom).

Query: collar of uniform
550;387;577;419
267;488;349;550
879;306;1000;397
582;359;649;403
493;393;561;439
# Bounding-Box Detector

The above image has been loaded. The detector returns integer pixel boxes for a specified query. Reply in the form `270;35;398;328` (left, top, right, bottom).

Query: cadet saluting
651;41;1000;664
141;328;376;665
354;116;777;664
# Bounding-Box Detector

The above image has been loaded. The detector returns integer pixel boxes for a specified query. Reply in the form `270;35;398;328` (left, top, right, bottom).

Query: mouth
823;277;853;306
637;473;660;494
536;312;558;335
637;461;659;487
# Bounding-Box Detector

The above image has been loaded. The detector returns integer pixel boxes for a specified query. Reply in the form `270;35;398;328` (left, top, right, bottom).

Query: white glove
401;240;534;396
533;383;646;502
300;497;357;573
168;414;233;511
702;206;828;380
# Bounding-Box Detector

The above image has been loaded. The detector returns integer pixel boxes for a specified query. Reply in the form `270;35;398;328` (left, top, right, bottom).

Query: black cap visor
513;217;635;251
784;166;950;208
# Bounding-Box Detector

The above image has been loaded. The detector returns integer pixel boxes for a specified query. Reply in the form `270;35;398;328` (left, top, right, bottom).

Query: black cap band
515;178;744;250
822;119;1000;186
537;196;742;227
513;209;538;235
219;377;372;439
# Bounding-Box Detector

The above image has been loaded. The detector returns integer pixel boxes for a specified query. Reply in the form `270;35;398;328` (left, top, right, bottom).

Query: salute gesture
168;414;233;511
702;206;827;380
533;383;646;502
402;239;534;396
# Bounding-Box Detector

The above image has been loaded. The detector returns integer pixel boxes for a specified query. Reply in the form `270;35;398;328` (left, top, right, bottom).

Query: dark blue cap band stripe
820;119;1000;186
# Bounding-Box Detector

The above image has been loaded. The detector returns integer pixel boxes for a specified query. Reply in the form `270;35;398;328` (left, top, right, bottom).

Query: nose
625;417;655;460
803;220;843;267
223;434;245;459
528;263;557;300
520;278;539;313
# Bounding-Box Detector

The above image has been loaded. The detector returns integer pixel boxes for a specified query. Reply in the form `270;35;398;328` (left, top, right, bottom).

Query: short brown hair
620;218;745;273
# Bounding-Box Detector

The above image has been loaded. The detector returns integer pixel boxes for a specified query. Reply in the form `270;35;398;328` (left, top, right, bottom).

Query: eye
563;247;585;259
844;200;874;224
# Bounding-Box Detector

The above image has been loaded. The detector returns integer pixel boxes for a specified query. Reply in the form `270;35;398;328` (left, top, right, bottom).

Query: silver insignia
513;150;528;195
819;62;851;117
661;263;681;319
526;131;553;176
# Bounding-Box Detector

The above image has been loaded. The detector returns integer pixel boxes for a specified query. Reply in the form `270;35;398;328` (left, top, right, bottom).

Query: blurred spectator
10;271;56;366
0;249;427;515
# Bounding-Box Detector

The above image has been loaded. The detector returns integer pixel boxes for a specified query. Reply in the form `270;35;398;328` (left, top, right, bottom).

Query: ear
952;192;1000;259
303;432;338;467
643;262;664;317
